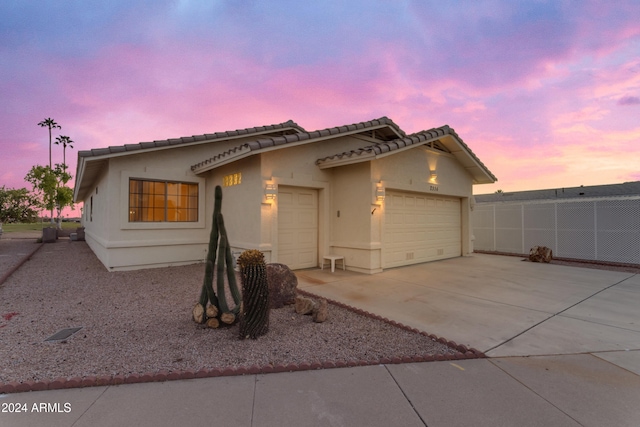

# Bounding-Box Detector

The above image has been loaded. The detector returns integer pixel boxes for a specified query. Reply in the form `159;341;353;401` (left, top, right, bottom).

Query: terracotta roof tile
189;117;405;172
78;120;305;159
314;125;495;184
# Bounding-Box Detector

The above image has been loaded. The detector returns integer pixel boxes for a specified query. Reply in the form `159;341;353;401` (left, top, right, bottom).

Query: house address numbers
223;173;242;187
430;185;439;191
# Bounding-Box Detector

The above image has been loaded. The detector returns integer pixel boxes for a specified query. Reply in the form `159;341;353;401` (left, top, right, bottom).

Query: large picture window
129;179;198;222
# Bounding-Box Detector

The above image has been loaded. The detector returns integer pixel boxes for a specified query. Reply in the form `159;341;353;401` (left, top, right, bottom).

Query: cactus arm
216;214;230;313
217;212;242;311
199;185;222;306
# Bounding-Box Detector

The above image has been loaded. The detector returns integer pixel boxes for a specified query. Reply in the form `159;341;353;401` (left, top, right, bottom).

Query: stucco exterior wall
81;140;243;270
77;129;486;272
330;162;381;273
82;164;111;267
205;156;265;261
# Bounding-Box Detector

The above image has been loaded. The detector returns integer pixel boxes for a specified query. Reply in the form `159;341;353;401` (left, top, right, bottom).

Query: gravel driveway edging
0;242;43;287
0;290;484;395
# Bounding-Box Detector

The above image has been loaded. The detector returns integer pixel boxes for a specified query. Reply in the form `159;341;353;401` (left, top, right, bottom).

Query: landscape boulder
312;298;328;323
266;263;298;309
294;296;315;315
529;246;553;263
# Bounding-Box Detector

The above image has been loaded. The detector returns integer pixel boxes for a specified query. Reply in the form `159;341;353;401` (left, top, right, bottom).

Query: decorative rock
312;298;328;323
267;263;298;308
295;296;316;315
529;246;553;263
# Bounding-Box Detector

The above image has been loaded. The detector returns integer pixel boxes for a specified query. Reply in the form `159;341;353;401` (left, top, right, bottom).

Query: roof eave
438;134;497;185
193;121;401;173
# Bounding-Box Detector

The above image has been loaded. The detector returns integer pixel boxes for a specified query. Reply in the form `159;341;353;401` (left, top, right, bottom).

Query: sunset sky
1;1;639;218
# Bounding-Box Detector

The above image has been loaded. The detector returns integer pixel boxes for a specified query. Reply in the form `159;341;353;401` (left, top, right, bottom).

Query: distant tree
0;186;42;223
38;118;61;223
54;135;74;173
24;165;74;229
37;118;61;169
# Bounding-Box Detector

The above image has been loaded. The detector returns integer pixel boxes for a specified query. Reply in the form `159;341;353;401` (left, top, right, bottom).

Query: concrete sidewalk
1;254;639;426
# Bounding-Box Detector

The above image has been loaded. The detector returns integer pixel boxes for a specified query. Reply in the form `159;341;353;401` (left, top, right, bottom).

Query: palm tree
54;135;74;173
38;118;61;169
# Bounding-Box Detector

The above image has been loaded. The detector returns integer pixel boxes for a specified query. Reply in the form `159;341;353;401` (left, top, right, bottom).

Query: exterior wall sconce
429;169;438;182
265;183;277;200
375;186;385;203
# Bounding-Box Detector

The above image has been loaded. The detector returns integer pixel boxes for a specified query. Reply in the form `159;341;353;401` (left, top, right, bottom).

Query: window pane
129;179;197;222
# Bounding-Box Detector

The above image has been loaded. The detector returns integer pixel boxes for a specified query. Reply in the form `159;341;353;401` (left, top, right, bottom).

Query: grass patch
2;222;80;233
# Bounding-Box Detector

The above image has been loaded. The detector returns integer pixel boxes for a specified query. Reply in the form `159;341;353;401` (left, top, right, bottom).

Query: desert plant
193;185;241;327
238;249;270;339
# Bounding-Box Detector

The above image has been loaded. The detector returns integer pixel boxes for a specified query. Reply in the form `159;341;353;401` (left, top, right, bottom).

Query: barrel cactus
238;249;270;339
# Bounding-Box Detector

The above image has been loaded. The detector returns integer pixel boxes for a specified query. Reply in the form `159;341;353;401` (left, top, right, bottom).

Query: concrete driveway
298;254;640;361
2;252;640;426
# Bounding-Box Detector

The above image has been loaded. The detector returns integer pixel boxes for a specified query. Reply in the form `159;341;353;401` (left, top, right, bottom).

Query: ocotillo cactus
238;249;270;339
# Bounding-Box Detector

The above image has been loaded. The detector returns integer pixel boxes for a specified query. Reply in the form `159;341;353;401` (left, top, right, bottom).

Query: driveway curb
0;242;44;287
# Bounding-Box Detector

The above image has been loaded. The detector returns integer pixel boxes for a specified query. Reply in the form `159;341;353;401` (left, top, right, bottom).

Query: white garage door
278;186;318;269
383;191;461;268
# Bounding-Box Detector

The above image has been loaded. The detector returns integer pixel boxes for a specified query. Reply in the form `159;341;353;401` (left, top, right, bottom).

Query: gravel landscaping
0;238;461;388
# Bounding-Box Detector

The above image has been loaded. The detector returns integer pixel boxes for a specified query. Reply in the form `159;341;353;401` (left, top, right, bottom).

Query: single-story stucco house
73;117;496;272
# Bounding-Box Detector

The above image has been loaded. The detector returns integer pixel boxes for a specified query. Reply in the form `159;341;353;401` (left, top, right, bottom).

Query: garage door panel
384;191;461;268
297;192;315;206
278;211;294;228
278;191;294;205
297;211;317;228
278;186;318;270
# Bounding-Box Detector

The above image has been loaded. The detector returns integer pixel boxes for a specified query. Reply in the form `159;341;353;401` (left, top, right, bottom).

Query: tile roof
315;125;497;182
190;117;405;172
474;181;640;203
315;125;451;164
77;120;305;158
